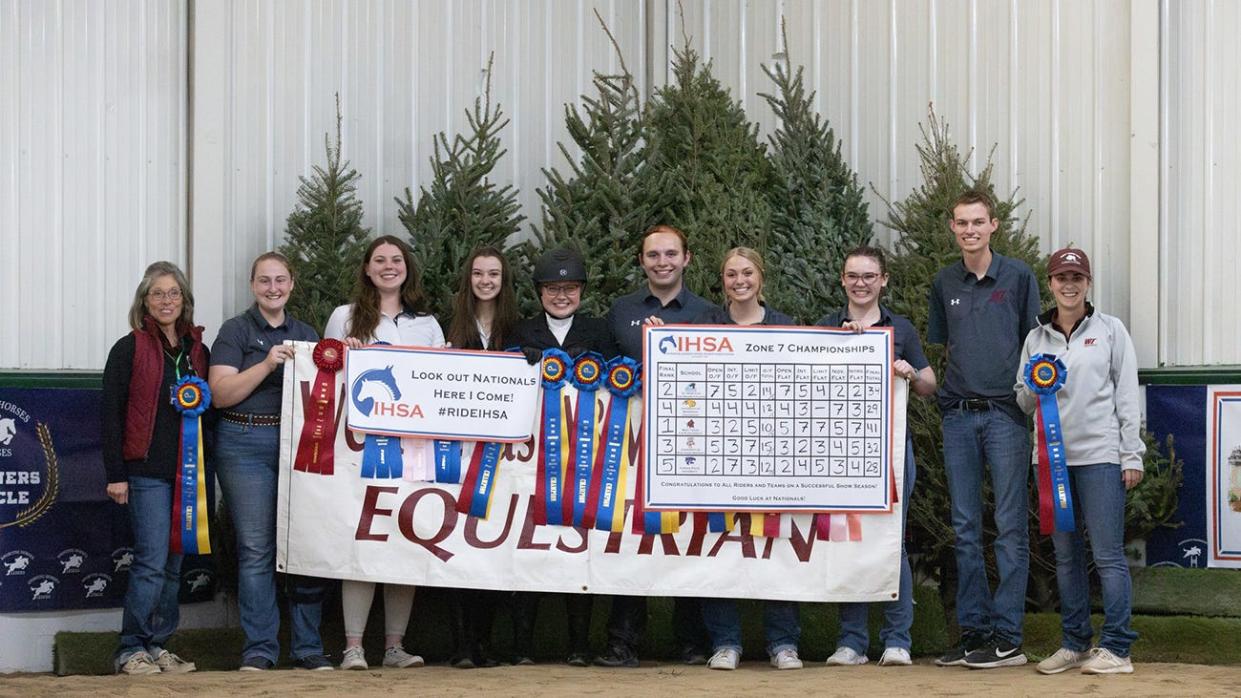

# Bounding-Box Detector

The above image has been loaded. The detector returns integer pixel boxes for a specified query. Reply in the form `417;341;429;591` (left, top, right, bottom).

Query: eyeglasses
541;283;582;297
843;273;882;284
147;289;183;302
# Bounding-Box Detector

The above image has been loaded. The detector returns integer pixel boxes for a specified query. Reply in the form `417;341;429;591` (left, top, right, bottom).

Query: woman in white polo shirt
324;235;445;670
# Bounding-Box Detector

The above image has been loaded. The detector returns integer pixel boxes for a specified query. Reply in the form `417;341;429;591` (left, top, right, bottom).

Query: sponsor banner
278;342;902;602
0;387;216;612
345;346;541;441
642;325;896;512
1144;386;1209;568
1207;386;1241;568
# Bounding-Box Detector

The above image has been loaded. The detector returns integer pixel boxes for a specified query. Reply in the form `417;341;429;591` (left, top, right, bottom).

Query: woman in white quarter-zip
1014;248;1144;677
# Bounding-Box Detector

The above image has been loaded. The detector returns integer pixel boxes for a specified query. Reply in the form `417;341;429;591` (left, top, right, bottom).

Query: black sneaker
680;646;708;666
962;641;1028;669
294;654;334;671
239;656;275;672
566;651;591;667
935;631;990;667
593;644;640;668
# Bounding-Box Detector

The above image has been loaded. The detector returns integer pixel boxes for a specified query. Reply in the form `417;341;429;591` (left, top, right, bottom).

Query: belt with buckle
956;399;993;411
221;411;282;427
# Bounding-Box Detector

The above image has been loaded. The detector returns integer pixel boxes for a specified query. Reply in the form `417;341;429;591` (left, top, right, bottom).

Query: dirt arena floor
3;661;1240;697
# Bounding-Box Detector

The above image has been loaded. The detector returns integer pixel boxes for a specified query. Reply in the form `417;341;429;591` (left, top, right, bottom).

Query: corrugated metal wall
2;0;1237;369
1162;0;1241;367
0;0;186;369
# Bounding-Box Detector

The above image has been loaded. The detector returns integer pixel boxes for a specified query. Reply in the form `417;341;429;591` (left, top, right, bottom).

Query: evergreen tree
520;12;671;317
397;54;524;328
643;37;777;302
883;107;1180;611
278;95;373;334
760;25;872;323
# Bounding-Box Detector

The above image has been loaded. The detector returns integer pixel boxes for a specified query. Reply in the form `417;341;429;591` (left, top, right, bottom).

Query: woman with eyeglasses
102;261;211;675
323;235;445;671
208;252;331;671
818;245;937;668
508;247;617;666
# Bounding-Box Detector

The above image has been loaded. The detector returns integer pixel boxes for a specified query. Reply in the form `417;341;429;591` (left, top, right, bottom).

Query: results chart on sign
642;326;895;512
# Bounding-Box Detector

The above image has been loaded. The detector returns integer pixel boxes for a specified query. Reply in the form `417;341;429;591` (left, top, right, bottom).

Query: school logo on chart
0;398;60;530
658;334;734;354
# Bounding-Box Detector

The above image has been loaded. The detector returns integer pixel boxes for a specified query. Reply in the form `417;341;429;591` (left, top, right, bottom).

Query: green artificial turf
1128;567;1241;618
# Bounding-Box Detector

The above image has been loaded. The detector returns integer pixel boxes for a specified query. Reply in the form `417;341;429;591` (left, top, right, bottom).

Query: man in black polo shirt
595;225;714;668
928;191;1040;669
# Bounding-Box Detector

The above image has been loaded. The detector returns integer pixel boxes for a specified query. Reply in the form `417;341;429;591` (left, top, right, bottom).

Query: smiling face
470;255;503;303
144;274;183;330
540;281;583;319
365;242;407;293
949;202;998;255
840;254;888;308
640;231;691;293
250;259;294;315
722;253;762;305
1050;271;1091;314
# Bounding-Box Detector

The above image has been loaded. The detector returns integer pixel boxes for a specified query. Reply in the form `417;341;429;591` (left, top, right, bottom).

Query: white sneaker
383;645;425;668
117;651;162;675
152;649;197;673
825;646;868;666
340;646;368;670
708;648;740;670
769;648;803;670
878;647;912;666
1080;648;1133;675
1037;647;1088;674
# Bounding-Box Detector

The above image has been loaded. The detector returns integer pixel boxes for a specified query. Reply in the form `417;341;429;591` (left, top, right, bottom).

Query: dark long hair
446;247;518;350
347;235;428;343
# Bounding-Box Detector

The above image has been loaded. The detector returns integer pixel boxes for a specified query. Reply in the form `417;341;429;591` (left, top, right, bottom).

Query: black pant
605;595;708;654
512;591;593;658
448;588;500;661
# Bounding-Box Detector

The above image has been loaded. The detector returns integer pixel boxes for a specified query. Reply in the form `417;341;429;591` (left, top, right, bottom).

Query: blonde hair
720;246;765;305
127;261;195;330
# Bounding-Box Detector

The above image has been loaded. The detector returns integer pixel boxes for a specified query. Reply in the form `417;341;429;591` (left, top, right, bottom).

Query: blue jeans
117;475;183;664
216;420;326;662
1050;463;1137;656
838;439;917;652
701;598;800;657
942;407;1030;644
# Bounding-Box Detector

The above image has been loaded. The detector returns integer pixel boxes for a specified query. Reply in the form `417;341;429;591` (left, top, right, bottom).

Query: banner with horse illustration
277;341;905;602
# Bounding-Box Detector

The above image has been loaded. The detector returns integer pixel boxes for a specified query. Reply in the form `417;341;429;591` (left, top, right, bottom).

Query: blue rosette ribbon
564;352;605;527
1024;353;1074;534
535;348;572;526
587;356;641;532
170;376;212;555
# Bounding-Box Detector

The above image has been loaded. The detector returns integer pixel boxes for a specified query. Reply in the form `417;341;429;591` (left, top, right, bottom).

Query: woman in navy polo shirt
688;247;804;671
818;245;937;668
208;252;331;671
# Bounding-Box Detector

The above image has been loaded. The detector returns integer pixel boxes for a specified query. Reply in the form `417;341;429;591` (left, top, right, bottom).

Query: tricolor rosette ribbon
534;348;573;525
295;339;344;476
563;352;605;527
1024;353;1075;534
170;376;211;555
584;356;641;532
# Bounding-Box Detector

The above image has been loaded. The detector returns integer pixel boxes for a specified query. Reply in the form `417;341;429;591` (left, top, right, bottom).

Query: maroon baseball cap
1048;248;1091;278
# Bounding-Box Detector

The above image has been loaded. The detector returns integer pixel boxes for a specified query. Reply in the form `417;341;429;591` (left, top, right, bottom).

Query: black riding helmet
532;248;587;285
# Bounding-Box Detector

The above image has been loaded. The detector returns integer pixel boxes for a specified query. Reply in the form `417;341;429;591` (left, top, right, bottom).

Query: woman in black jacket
509;248;617;666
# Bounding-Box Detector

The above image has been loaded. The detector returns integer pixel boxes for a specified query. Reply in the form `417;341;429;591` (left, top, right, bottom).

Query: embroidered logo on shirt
989;289;1008;304
1083;338;1097;346
950;298;961;306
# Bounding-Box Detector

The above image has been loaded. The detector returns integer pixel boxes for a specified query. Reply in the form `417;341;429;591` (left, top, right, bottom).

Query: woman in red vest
102;261;211;675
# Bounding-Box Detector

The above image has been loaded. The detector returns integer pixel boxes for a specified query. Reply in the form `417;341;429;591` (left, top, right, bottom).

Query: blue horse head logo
658;335;677;354
350;365;402;417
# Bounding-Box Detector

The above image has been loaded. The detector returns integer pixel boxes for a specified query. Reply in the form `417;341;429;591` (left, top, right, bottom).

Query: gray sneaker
117;651;162;675
383;644;425;668
340;646;368;670
1037;647;1088;675
152;649;196;674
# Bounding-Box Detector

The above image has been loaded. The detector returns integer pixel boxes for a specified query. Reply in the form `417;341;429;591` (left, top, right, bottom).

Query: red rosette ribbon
295;339;345;475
